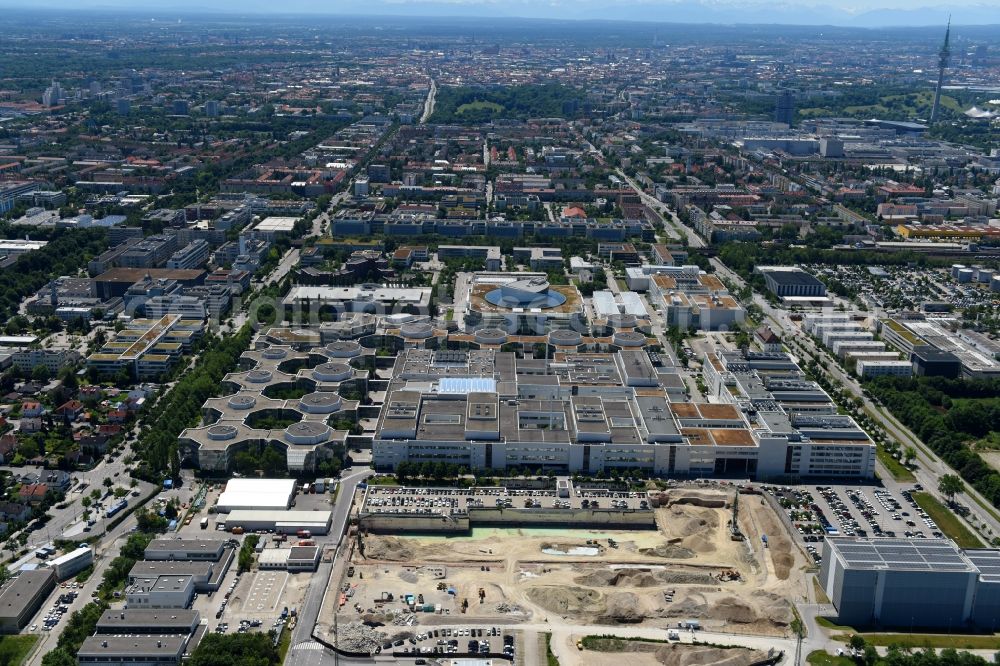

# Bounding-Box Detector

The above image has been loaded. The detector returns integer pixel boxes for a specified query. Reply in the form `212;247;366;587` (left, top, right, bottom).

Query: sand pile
662;596;707;618
640;544;695;559
707;596;758;624
576;569;661;588
655;644;768;666
526;586;605;615
658;571;718;585
576;567;718;589
364;536;415;561
601;591;645;622
753;591;794;626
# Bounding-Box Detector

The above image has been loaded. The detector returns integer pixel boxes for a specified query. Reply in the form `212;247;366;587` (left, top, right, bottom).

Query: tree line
0;228;107;326
133;324;254;480
867;375;1000;509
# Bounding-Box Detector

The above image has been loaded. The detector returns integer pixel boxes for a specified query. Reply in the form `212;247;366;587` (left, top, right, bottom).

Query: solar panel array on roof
438;377;497;394
832;538;973;571
966;550;1000;581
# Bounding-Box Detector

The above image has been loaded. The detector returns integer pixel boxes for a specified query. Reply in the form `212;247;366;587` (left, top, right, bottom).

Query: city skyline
3;0;1000;26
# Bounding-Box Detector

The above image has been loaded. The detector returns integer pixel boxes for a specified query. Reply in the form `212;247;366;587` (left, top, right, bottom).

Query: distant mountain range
4;0;1000;27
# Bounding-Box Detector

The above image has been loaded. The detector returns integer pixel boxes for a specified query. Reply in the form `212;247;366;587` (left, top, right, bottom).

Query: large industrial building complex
821;537;1000;630
371;346;876;479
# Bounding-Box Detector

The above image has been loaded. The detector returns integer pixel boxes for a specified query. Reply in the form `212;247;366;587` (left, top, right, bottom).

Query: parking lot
361;485;651;518
383;624;518;661
765;481;940;565
26;586;79;634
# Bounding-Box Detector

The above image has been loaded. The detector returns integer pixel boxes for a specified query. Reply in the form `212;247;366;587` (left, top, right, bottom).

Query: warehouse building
821;537;1000;630
144;538;226;562
77;635;188;666
95;609;200;635
0;569;56;633
215;478;296;513
257;545;321;572
223;510;332;535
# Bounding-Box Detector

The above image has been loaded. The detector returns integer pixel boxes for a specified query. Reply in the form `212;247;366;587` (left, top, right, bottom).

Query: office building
117;234;179;269
144;538;226;562
856;360;913;378
166;240;210;270
12;348;81;374
911;345;963;378
774;90;795;127
125;574;195;609
87;314;204;380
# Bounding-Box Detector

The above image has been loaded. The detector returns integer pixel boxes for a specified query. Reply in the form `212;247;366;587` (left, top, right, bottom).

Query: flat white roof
48;546;92;567
258;548;291;565
217;478;296;512
254;217;298;232
225;509;332;524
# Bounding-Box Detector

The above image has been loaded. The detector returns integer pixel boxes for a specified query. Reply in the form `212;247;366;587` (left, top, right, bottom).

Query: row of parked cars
392;626;515;659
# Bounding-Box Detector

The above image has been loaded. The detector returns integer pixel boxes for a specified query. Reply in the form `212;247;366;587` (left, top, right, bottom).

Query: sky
3;0;1000;26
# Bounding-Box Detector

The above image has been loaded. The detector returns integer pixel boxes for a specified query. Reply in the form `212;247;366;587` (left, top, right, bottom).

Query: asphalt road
708;256;999;541
286;466;373;666
419;79;437;124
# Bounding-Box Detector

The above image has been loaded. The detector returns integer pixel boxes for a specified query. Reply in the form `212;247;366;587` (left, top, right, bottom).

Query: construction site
318;483;809;656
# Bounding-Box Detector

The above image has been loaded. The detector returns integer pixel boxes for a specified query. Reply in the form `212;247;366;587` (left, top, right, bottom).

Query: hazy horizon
2;0;1000;27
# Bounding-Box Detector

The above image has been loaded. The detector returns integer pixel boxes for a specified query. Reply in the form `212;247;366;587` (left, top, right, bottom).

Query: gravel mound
640;544;695;559
601;591;644;623
364;536;415;561
335;622;388;654
525;586;604;615
655;644;768;666
575;569;661;588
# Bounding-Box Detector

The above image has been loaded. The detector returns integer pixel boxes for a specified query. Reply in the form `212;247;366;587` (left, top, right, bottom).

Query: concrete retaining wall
359;507;655;534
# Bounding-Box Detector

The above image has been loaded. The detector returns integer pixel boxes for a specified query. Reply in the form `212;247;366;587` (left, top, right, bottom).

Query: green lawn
544;632;560;666
833;633;1000;649
0;635;39;666
807;651;854;666
913;492;984;549
876;445;915;482
457;100;503;114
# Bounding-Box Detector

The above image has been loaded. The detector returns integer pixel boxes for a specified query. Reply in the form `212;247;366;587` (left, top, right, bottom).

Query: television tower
930;17;951;123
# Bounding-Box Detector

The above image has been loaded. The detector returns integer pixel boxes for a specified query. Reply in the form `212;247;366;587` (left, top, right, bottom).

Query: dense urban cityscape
0;5;997;666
